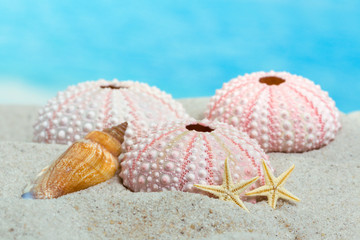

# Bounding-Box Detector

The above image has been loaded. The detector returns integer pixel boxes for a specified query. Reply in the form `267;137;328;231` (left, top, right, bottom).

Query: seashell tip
103;122;128;144
21;192;35;199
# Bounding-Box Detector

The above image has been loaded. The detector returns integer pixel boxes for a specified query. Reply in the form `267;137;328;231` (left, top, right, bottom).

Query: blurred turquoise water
0;0;359;112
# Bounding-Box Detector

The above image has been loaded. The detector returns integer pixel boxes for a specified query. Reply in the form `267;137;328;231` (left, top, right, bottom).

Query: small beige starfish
245;159;300;209
194;158;259;212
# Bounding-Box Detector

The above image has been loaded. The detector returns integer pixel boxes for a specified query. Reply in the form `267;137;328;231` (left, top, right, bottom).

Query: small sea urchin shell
33;80;189;145
119;119;271;196
206;71;341;152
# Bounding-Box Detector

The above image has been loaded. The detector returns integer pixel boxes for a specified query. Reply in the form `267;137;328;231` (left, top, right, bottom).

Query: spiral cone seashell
22;122;128;199
206;71;341;153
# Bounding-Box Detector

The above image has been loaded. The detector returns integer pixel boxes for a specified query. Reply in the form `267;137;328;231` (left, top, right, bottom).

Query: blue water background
0;0;359;112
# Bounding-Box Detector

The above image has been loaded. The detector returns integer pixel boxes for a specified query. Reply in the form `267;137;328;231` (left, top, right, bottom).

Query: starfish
193;157;259;212
245;159;300;209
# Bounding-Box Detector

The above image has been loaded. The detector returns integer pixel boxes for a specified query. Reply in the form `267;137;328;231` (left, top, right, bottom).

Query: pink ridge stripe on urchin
244;87;267;132
206;71;341;153
178;134;198;190
101;89;113;128
121;91;140;130
201;134;215;185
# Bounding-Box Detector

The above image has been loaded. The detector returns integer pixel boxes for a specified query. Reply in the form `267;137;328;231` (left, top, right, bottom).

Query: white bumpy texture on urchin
205;71;341;153
33;79;189;145
120;118;271;199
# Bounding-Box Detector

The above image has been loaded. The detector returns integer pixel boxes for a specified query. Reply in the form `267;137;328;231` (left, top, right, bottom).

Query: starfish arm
193;184;226;198
232;176;259;195
245;185;273;197
276;164;295;187
268;190;279;209
261;159;276;186
227;193;249;212
277;187;301;203
223;157;233;189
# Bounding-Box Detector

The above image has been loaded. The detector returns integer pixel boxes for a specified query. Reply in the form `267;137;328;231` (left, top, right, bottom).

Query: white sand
0;99;359;240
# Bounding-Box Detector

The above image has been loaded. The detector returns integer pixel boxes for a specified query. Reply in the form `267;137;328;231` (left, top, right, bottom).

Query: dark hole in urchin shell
259;76;285;86
186;123;214;132
100;84;129;89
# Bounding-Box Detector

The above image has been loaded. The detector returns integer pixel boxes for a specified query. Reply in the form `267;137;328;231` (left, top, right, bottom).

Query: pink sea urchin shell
33;79;189;145
206;71;341;153
119;118;271;196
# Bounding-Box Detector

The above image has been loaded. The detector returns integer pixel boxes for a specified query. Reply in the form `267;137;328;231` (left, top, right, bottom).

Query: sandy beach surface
0;98;359;240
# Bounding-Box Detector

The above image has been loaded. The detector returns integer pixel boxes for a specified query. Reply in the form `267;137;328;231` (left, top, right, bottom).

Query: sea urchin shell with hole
33;79;189;145
119;118;271;200
205;71;341;153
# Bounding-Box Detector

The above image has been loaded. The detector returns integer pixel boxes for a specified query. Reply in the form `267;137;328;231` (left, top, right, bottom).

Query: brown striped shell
22;122;127;199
